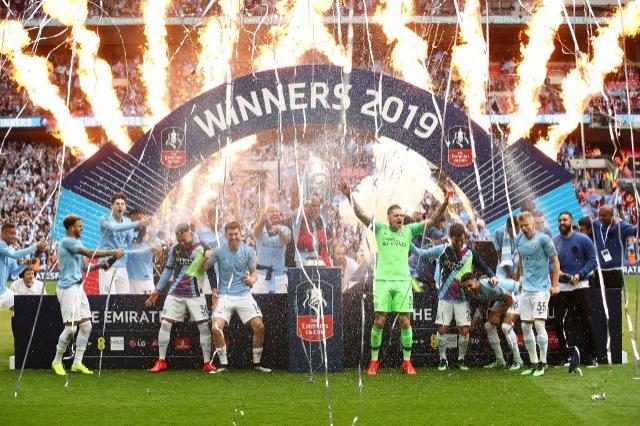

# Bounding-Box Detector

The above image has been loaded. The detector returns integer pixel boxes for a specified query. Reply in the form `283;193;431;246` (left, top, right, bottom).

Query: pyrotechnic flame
161;136;257;223
507;0;563;145
537;0;640;158
373;0;433;91
192;0;253;218
451;0;490;131
140;0;171;124
256;0;348;70
192;136;257;218
197;0;241;92
42;0;131;152
0;20;96;156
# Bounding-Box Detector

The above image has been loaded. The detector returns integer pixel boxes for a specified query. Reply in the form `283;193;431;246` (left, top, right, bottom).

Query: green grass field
1;280;639;425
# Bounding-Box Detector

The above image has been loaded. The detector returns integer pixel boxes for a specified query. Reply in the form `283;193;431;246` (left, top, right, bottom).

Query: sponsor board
174;337;191;351
110;336;124;351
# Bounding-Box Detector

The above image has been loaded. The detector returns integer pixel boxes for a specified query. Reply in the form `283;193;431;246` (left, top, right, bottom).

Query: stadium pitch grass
0;280;638;424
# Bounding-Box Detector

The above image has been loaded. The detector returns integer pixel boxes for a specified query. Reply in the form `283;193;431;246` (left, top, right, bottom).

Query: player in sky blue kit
462;273;520;368
126;209;156;295
491;214;524;370
52;214;123;376
145;223;214;373
516;211;560;377
202;221;270;372
252;204;291;294
0;223;46;310
98;192;147;295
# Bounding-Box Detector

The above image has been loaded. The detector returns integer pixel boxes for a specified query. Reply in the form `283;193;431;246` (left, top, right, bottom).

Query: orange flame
373;0;432;91
140;0;171;124
0;20;96;156
451;0;489;131
507;0;563;145
197;0;241;92
42;0;131;152
256;0;347;70
537;0;640;158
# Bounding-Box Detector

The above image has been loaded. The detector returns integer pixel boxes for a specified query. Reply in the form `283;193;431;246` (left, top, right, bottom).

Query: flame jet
256;0;348;70
140;0;171;124
42;0;131;152
507;0;563;145
0;20;96;156
451;0;489;131
373;0;433;91
537;0;640;158
198;0;241;93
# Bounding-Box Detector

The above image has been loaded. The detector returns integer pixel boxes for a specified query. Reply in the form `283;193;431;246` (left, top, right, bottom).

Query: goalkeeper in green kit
338;182;451;375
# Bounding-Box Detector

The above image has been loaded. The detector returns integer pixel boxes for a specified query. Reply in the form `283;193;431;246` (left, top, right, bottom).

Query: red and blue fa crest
445;126;473;167
295;279;334;342
160;127;186;168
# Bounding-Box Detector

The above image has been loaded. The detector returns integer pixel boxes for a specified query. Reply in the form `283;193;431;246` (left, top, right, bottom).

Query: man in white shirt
10;264;45;297
9;264;45;352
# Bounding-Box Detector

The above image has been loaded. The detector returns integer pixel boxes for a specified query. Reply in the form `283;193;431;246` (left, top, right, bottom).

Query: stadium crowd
0;0;621;19
2;49;638;123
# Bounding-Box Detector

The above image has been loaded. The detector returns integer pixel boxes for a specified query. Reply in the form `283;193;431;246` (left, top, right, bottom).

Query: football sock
502;322;522;362
252;347;263;365
73;322;92;367
197;322;212;363
54;326;74;364
522;322;539;364
437;332;447;360
458;334;469;360
485;322;504;361
534;320;549;364
370;326;382;361
218;346;228;365
400;327;412;361
158;320;172;360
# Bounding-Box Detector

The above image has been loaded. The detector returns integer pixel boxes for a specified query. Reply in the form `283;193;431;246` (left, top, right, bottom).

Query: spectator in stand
333;243;359;292
290;179;332;267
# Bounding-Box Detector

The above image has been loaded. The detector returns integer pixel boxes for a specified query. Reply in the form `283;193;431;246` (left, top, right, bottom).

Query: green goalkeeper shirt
374;221;424;281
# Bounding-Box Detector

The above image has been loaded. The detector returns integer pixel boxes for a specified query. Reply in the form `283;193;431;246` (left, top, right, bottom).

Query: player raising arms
52;214;123;376
145;223;214;373
516;212;560;377
461;273;520;369
338;181;450;375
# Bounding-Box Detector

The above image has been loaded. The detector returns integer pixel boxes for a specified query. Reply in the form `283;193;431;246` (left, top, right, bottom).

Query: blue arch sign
55;65;581;246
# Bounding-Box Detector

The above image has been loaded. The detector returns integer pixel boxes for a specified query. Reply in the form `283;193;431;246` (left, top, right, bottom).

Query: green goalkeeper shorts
373;280;413;313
